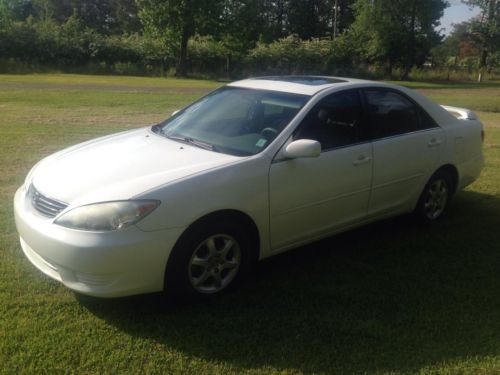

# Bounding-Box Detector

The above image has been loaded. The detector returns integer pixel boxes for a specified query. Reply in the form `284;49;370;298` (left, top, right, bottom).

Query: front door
269;90;373;250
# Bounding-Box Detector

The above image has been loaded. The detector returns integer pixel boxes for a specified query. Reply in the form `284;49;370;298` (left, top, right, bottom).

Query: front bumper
14;187;185;297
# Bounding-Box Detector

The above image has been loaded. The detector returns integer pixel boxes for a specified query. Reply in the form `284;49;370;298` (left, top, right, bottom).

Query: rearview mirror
283;139;321;159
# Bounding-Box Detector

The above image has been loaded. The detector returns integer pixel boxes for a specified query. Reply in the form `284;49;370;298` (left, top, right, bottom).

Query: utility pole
333;0;339;39
477;0;497;82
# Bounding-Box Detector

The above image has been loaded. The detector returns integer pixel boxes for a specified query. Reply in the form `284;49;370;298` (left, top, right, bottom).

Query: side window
418;106;439;130
365;90;419;139
295;90;364;151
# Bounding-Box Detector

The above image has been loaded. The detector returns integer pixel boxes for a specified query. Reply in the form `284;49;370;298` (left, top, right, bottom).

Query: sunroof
256;76;345;86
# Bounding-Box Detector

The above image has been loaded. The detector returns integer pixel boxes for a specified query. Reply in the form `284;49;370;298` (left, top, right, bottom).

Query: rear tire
415;169;453;222
164;220;252;300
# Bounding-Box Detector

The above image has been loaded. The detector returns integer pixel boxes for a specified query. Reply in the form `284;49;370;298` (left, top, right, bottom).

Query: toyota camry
14;76;484;298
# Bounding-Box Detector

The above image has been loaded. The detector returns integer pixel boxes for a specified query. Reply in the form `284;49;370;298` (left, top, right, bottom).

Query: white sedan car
14;76;484;298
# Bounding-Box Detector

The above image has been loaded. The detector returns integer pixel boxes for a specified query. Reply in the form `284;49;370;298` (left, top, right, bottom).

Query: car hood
31;127;240;205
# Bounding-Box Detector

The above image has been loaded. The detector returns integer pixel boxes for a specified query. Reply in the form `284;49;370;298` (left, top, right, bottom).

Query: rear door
363;88;444;216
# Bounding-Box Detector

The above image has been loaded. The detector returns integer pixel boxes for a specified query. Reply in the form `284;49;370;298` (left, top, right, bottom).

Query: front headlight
54;200;160;231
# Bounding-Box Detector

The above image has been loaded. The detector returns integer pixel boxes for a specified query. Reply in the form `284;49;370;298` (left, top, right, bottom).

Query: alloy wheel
424;178;448;220
188;234;241;294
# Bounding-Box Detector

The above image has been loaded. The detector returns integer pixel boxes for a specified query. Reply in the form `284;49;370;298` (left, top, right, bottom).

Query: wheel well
437;164;459;194
180;210;260;263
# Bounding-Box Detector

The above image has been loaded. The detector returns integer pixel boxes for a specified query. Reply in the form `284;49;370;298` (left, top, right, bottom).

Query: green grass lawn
1;74;499;374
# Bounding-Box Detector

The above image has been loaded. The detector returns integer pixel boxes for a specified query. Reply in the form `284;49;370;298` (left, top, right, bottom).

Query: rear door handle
352;155;372;166
428;139;442;147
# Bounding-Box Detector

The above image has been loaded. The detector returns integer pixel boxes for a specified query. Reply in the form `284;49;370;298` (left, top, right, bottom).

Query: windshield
154;87;310;156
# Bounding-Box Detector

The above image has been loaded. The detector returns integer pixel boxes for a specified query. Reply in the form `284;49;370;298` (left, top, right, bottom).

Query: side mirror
283;139;321;159
172;109;180;116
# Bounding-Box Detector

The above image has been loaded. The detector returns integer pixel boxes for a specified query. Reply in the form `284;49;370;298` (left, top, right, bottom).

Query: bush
0;16;177;76
2;15;495;81
245;35;356;76
186;36;233;77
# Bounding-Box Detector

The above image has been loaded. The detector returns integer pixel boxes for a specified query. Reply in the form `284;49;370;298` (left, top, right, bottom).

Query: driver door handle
352;155;372;166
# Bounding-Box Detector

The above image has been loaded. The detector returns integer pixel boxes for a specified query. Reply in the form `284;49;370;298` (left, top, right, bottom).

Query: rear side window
418;106;439;130
365;90;420;139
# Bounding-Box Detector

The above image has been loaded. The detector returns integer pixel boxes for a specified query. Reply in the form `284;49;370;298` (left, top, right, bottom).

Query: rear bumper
14;187;185;297
457;153;484;191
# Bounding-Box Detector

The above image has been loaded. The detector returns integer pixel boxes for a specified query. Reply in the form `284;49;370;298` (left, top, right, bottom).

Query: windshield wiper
165;134;215;151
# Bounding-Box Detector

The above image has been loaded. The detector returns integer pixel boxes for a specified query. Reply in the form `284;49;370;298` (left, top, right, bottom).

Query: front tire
165;220;251;299
415;170;453;222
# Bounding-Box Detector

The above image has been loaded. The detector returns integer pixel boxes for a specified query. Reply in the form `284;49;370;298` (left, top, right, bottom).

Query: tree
332;0;356;37
463;0;500;81
286;0;332;39
0;0;34;26
258;0;356;41
0;0;13;29
218;0;267;49
349;0;447;79
39;0;141;34
136;0;223;76
107;0;141;34
431;21;480;76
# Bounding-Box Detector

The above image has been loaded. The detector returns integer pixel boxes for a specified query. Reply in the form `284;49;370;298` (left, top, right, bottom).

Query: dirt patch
0;82;212;93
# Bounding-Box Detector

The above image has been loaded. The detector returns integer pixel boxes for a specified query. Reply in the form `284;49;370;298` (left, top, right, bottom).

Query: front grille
28;184;68;218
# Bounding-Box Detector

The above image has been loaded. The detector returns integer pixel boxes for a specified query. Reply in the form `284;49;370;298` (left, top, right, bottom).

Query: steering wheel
260;127;278;139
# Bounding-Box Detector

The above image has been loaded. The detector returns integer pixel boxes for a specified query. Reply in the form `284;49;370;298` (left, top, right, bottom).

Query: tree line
0;0;498;80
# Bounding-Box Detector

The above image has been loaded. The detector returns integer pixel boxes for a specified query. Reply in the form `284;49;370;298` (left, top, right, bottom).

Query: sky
440;2;481;35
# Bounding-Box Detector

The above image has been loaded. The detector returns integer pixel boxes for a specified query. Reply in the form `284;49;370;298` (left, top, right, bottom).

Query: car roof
227;75;454;126
227;76;377;96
